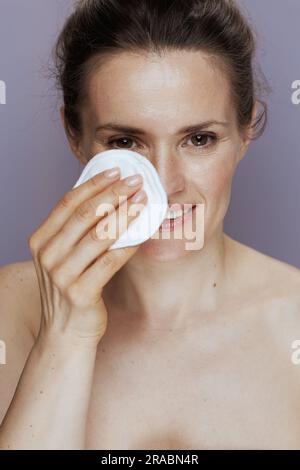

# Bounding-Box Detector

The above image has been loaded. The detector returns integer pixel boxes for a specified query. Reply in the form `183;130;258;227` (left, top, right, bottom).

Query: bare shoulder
0;260;41;424
0;260;41;340
225;234;300;305
224;235;300;368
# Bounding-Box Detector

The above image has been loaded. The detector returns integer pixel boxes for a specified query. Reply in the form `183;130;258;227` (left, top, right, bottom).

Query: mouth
164;204;196;220
159;204;197;232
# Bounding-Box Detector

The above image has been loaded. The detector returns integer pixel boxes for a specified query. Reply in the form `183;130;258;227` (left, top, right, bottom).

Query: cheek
190;150;238;234
195;155;237;204
210;164;235;200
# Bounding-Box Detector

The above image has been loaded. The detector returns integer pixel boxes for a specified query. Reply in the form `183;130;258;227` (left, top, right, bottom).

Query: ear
237;101;258;162
60;105;88;165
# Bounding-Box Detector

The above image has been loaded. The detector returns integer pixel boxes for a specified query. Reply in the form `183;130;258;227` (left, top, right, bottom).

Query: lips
165;204;196;220
160;204;196;231
168;203;196;211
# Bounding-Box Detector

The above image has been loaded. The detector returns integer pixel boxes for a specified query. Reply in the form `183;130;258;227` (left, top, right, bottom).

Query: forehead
84;50;233;131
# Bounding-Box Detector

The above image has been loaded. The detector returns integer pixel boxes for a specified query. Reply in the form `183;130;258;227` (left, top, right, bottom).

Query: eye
184;132;218;151
106;136;137;150
105;132;219;152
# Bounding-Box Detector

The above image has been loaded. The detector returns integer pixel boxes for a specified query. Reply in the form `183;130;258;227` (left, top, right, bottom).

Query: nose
151;149;185;199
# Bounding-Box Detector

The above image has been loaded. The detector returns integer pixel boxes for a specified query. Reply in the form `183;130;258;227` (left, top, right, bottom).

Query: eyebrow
95;120;229;135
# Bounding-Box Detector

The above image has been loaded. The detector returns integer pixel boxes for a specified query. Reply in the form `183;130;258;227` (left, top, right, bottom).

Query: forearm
0;333;97;449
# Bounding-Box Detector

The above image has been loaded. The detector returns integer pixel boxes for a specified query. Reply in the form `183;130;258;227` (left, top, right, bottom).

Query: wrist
33;328;99;360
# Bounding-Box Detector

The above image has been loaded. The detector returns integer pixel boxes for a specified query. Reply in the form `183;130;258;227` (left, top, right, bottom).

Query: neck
103;229;231;331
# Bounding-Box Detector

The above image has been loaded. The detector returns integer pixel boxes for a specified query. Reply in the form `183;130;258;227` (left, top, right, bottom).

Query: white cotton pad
73;149;168;250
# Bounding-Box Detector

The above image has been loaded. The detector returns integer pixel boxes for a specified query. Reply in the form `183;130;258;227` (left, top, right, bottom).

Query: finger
70;244;140;304
28;169;122;252
39;175;144;267
48;191;148;288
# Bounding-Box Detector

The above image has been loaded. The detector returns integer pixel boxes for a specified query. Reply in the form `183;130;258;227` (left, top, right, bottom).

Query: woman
0;0;300;450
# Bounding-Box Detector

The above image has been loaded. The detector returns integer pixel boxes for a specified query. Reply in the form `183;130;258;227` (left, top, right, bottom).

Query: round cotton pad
73;149;168;250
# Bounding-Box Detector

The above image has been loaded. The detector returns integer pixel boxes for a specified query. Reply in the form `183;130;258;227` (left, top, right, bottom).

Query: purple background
0;0;299;267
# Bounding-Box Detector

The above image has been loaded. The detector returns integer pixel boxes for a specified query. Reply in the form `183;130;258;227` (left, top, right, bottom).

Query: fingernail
124;174;143;186
104;167;121;178
131;189;147;203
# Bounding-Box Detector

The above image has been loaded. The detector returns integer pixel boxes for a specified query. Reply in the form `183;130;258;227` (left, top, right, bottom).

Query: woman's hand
28;168;147;347
0;168;147;449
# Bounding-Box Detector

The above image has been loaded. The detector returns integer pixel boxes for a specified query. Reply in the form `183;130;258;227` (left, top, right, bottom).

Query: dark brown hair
50;0;271;141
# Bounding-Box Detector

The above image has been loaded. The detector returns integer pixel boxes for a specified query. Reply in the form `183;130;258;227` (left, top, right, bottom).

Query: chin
137;233;201;262
134;204;206;261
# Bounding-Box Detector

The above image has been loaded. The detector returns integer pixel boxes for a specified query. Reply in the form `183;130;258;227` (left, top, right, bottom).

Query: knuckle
89;174;101;188
119;246;134;257
59;190;74;209
100;252;116;269
66;284;82;304
108;185;120;200
95;200;112;218
90;225;102;243
75;201;95;222
49;267;65;288
39;248;52;270
28;233;38;252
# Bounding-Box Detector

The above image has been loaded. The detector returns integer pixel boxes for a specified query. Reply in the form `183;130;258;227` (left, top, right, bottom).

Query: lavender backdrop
0;0;299;267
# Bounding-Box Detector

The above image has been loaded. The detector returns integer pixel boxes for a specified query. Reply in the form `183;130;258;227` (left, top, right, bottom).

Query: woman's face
69;50;252;260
